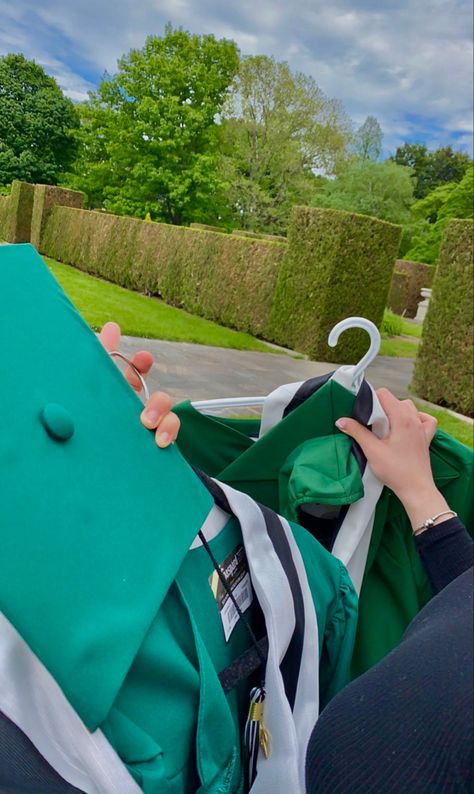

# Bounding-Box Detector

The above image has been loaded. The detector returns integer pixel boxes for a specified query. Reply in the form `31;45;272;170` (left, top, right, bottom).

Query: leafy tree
70;26;239;224
405;166;474;263
392;143;471;199
217;55;352;233
0;53;79;185
311;160;414;225
353;115;383;161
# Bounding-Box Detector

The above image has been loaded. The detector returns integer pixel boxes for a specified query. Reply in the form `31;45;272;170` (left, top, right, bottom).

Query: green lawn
380;310;421;357
399;318;422;338
379;336;419;358
45;258;280;354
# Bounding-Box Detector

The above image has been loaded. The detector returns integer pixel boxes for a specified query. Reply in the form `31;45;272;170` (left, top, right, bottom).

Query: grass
379;336;419;358
380;310;422;357
399;317;422;338
45;258;281;354
414;403;473;449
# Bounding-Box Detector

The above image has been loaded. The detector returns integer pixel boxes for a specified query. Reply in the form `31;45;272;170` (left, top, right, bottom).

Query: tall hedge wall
388;271;410;315
40;206;286;337
30;184;84;249
390;259;434;318
0;180;35;243
232;230;288;243
0;195;9;239
268;206;402;362
413;220;473;417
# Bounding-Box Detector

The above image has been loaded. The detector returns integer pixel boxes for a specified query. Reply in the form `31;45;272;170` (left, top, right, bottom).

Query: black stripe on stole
351;380;373;475
259;503;305;711
282;372;333;418
193;468;233;513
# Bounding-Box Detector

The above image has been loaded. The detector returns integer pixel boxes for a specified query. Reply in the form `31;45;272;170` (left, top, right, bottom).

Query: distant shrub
268;206;402;362
413;220;473;416
381;309;403;337
392;259;435;318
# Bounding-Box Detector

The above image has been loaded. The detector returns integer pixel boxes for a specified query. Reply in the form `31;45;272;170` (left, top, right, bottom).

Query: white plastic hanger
192;316;381;412
191;395;267;412
327;316;381;393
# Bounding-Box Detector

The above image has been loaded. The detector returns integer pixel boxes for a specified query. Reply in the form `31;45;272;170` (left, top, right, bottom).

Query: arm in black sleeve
415;516;474;594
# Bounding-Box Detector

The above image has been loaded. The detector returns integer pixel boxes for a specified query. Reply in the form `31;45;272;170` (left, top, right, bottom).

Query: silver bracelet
414;510;458;536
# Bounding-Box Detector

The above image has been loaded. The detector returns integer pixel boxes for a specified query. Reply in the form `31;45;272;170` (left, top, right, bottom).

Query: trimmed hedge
0;195;9;239
189;223;228;234
190;223;228;234
388;271;410;315
392;259;434;318
413;220;473;417
232;230;288;243
0;180;35;243
31;184;84;249
41;206;286;337
268;206;402;362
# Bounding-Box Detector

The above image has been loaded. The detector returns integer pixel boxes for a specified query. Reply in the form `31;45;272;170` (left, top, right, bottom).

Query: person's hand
335;388;449;531
99;322;180;448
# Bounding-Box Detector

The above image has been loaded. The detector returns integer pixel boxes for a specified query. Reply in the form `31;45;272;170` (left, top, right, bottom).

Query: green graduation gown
174;378;473;676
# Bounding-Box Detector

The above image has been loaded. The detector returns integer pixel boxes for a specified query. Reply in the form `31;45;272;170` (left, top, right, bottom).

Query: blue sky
1;0;472;156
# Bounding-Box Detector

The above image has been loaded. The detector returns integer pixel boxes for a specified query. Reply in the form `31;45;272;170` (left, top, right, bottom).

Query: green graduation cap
0;244;214;728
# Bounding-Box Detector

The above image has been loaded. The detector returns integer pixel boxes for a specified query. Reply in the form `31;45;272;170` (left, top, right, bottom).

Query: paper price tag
209;545;253;641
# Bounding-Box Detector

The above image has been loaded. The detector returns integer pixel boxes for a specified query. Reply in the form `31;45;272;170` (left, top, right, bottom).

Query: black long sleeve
414;516;474;594
306;516;474;793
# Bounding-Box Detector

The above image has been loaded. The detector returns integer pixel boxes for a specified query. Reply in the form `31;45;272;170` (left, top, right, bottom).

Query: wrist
395;483;449;533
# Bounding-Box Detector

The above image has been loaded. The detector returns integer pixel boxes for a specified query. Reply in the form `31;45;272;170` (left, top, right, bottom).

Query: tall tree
405;166;474;263
392;143;471;199
0;53;79;185
218;55;352;233
353;115;383;161
70;26;239;224
311;160;414;225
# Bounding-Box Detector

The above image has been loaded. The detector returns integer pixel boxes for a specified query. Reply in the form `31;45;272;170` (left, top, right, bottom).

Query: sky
0;0;472;157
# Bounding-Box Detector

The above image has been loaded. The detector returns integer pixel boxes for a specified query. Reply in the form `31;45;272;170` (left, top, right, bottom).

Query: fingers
154;412;181;448
375;387;407;427
140;392;180;447
335;416;380;458
418;411;438;444
99;322;121;352
125;351;154;392
141;392;173;428
99;324;154;392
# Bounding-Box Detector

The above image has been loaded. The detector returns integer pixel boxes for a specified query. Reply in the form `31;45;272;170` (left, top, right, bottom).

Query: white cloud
0;0;471;153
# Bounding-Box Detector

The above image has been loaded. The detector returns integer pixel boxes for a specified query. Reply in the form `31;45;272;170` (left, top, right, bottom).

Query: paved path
118;336;415;404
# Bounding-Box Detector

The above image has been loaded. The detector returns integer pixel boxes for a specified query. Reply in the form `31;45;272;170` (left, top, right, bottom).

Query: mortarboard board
0;243;213;730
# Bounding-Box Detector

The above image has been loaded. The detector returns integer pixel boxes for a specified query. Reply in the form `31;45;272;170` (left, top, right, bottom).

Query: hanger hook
328;317;381;391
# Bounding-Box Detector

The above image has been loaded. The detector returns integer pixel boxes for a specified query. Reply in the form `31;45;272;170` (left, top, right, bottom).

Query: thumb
336;417;379;458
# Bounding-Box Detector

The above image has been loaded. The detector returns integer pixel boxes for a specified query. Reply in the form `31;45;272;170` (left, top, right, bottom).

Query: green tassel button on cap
40;403;75;441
